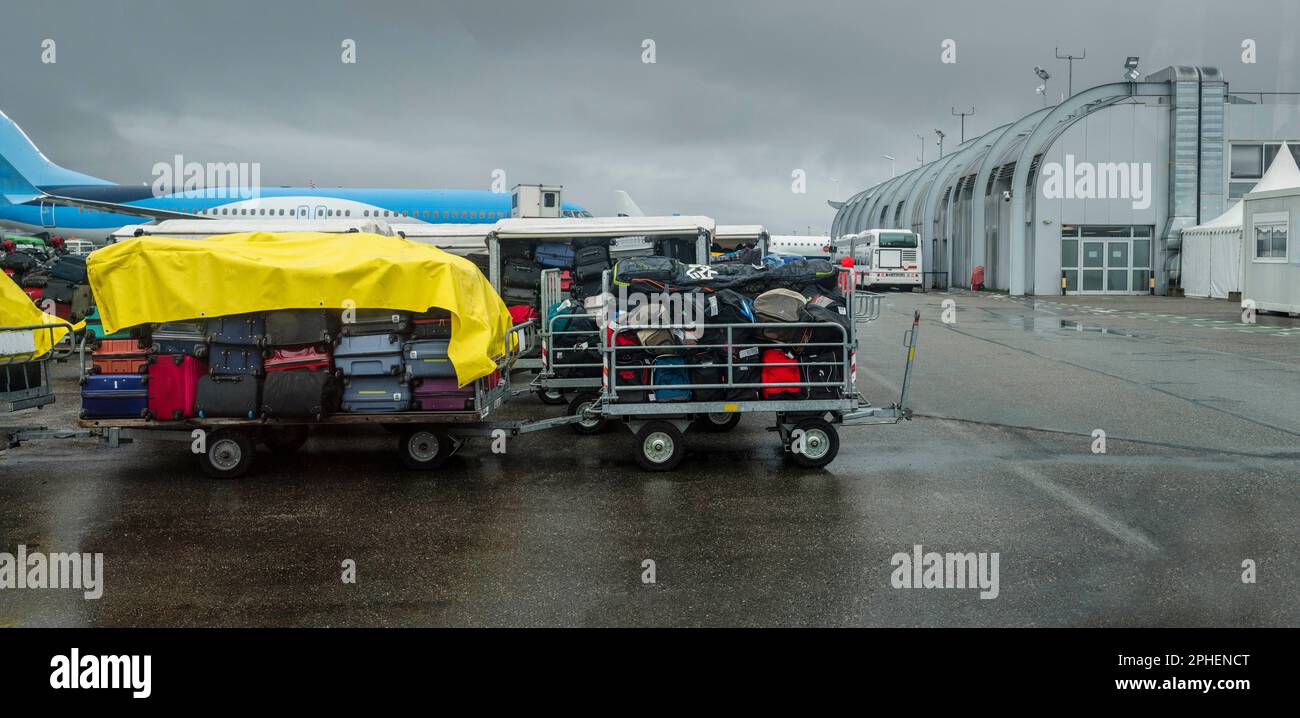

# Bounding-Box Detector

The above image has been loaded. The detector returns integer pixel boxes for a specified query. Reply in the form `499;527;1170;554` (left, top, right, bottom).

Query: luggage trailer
590;267;920;470
73;321;585;478
486;217;712;382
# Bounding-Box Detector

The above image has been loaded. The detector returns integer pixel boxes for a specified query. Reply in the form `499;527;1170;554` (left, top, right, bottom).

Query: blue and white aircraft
0;108;590;241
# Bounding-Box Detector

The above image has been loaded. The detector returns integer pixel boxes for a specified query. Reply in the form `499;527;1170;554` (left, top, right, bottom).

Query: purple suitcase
412;378;475;411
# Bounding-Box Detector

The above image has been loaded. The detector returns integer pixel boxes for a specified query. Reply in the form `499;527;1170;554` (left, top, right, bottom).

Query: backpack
753;288;808;343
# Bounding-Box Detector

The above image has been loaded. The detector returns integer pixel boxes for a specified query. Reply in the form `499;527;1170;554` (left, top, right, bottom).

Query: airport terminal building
831;65;1300;296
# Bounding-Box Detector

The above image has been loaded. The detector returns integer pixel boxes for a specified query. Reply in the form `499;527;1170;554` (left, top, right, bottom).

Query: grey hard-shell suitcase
334;333;404;376
340;375;411;413
150;321;208;358
403;339;456;378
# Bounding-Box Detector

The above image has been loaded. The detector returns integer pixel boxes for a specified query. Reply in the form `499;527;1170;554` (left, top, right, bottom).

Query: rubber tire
264;425;310;453
536;387;567;405
398;426;455;470
634;421;686;472
696;412;742;433
200;429;255;479
568;392;608;435
787;417;839;469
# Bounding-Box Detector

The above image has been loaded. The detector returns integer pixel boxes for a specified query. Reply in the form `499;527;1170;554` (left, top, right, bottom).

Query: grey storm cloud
1;0;1295;234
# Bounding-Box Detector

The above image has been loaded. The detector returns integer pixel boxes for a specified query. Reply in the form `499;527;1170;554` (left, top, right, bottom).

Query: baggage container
264;345;331;373
196;374;259;419
263;309;338;347
340;375;411;413
146;354;207;420
208;343;264;376
411;377;474;411
340;309;411;337
261;370;337;420
335;333;404;376
91;338;148;375
151;320;208;358
403;339;455;378
205;313;266;347
80;374;148;419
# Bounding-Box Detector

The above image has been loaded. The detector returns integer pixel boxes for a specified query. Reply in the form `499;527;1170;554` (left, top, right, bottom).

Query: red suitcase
147;354;208;420
760;348;802;400
23;287;43;302
264;345;332;373
53;301;71;320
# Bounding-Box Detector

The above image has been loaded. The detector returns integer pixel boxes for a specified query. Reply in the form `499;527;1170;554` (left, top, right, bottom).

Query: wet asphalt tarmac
1;291;1297;626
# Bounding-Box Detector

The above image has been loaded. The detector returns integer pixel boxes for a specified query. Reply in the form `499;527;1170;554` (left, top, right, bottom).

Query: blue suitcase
80;374;148;419
651;356;692;402
335;333;404;376
340;376;411;413
206;313;265;347
209;343;264;376
534;242;577;268
403;339;456;378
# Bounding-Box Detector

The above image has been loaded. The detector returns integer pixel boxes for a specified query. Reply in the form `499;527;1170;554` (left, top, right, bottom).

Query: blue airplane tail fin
0;108;111;202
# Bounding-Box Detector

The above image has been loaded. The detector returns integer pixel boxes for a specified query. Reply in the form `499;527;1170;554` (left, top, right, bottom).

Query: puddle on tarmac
1009;316;1135;337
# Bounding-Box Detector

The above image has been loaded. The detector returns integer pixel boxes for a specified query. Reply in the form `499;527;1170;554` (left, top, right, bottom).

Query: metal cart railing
2;322;78;450
530;267;605;407
586;267;918;470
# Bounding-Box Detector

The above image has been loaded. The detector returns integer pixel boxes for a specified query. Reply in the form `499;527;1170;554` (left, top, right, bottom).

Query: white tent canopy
1182;142;1300;298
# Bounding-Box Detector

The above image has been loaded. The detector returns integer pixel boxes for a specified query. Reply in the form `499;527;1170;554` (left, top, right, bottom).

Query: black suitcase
264;309;339;347
42;277;76;304
725;347;761;401
412;309;452;340
503;259;541;289
501;242;533;261
573;245;611;281
687;350;727;401
501;285;539;306
209;343;264;376
261;370;338;420
206;313;265;346
50;256;89;284
196;374;260;419
340;309;411;337
801;349;844;400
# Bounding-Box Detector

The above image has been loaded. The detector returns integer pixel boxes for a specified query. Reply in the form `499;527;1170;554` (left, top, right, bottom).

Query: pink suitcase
412;378;475;411
147;354;208;420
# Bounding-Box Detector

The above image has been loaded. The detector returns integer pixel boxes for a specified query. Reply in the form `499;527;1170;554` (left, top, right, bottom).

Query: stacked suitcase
80;306;495;420
336;310;411;413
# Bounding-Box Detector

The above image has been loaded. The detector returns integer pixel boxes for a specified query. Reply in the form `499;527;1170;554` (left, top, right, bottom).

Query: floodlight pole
1056;47;1087;97
951;107;975;143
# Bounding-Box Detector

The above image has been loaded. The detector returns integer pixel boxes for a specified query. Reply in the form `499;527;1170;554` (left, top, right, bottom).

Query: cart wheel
200;429;255;479
536;387;567;405
635;421;685;472
399;426;454;470
787;418;839;469
696;412;742;433
567;392;608;435
264;425;310;453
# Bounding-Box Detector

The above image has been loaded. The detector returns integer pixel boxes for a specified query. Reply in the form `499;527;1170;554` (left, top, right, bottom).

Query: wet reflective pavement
1;291;1297;626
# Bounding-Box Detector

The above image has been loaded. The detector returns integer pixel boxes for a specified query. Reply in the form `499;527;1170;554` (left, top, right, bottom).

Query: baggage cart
74;322;582;478
589;267;919;470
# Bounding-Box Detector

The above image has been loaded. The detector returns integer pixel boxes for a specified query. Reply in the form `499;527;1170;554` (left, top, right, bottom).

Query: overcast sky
2;0;1297;234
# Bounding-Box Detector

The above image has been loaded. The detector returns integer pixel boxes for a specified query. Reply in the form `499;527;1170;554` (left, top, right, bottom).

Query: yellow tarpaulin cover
0;272;78;360
88;232;511;386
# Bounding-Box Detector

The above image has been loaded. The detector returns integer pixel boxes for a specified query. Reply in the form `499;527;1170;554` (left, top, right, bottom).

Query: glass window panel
1231;144;1263;178
1108;269;1129;291
1291;144;1300;168
1081;226;1127;238
1133;239;1151;267
1133;270;1151;291
1061;239;1079;267
1060;225;1080;237
1264;143;1280;171
1229;182;1253;200
1082;270;1103;291
1082;242;1104;267
1107;242;1129;268
1131;226;1152;237
1063;270;1078;292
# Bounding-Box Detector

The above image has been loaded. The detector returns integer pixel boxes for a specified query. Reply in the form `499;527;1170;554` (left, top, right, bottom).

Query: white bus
831;229;922;290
